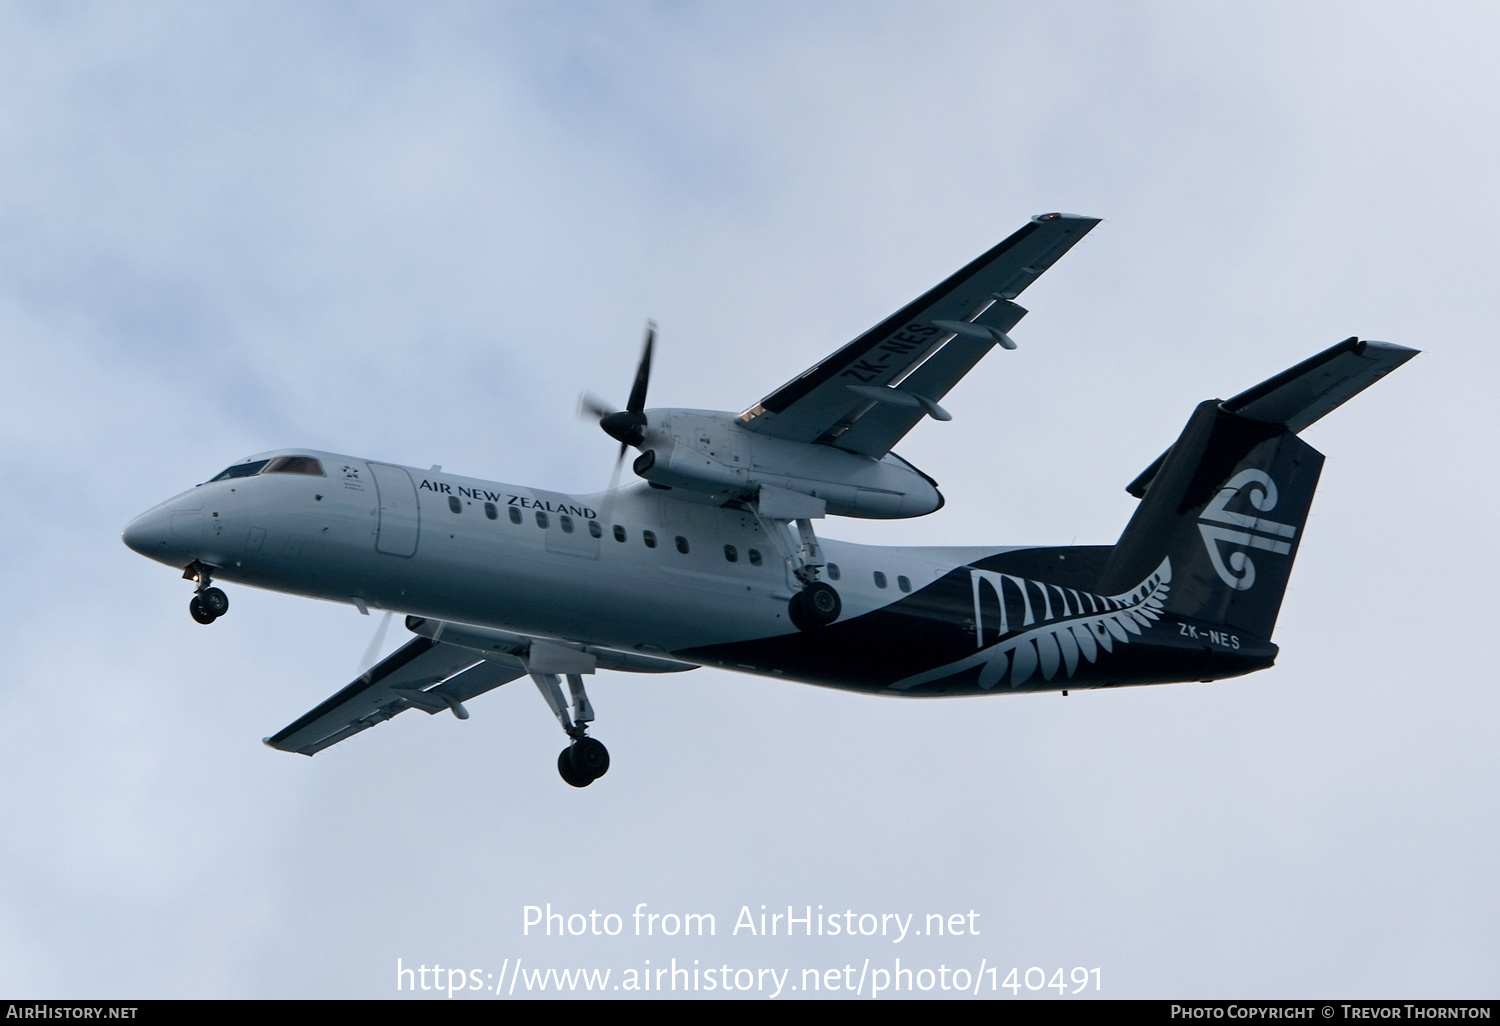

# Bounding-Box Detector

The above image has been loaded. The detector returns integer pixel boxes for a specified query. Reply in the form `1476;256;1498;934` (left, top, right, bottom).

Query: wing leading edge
738;212;1100;457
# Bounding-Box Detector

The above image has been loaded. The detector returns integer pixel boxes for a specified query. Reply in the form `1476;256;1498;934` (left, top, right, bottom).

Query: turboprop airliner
122;213;1417;786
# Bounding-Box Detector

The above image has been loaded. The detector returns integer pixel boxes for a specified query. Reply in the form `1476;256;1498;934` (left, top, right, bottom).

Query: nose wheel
189;588;228;624
184;563;229;624
189;591;228;624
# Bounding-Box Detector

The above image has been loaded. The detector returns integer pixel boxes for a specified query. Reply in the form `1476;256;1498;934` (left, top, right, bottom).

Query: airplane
121;213;1418;787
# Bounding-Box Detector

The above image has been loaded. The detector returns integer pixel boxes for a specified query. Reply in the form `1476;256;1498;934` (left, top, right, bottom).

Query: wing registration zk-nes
739;212;1098;456
122;212;1417;787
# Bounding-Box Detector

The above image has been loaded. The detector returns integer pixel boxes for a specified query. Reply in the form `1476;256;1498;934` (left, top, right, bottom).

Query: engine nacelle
631;410;942;519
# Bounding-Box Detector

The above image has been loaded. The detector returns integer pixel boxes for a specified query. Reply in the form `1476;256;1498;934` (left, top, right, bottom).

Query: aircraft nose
122;506;173;559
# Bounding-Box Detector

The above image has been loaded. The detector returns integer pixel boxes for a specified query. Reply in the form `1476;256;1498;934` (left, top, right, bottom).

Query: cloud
0;1;1492;998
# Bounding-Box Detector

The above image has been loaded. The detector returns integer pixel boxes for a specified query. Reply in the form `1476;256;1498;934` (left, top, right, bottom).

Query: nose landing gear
184;562;228;624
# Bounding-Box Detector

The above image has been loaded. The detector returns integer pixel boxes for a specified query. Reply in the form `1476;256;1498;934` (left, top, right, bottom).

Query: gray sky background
0;1;1495;999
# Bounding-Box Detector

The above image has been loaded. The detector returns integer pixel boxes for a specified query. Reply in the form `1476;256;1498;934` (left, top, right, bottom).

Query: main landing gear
532;671;610;787
184;562;229;625
788;580;841;632
557;737;610;788
758;514;841;633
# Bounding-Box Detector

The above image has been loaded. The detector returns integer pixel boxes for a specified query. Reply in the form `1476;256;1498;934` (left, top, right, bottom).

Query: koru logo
1197;469;1296;591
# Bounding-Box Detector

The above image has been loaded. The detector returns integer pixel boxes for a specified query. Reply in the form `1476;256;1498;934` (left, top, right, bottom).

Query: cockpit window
261;456;325;476
210;460;270;482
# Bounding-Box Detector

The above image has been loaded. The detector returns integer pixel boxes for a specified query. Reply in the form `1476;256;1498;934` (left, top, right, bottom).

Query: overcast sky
1;1;1495;1000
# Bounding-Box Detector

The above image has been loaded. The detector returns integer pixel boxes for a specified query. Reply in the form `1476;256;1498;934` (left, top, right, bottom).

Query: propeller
358;610;395;680
579;322;657;509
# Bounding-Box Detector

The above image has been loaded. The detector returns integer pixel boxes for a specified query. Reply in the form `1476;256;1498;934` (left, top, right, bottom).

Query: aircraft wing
263;636;525;756
737;212;1100;458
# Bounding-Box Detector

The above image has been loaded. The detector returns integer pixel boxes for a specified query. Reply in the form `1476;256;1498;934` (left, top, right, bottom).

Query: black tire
570;737;610;780
558;748;592;788
200;587;229;617
804;581;841;623
189;596;217;625
787;590;818;632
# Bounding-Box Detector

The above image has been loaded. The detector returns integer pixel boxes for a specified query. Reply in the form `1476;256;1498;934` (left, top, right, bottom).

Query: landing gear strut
532;671;610;787
184;562;228;625
755;512;842;632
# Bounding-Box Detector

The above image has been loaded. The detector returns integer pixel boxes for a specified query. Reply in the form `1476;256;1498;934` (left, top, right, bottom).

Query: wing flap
739;214;1098;454
263;636;524;756
835;302;1030;455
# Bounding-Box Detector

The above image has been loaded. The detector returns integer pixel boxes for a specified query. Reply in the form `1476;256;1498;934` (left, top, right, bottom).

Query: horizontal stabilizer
1127;337;1418;498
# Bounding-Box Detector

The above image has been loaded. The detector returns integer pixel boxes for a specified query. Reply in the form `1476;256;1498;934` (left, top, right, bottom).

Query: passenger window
748;548;762;567
261;456;325;476
613;525;627;543
560;515;574;534
898;575;911;593
484;502;498;520
827;562;841;581
508;506;522;525
675;536;689;554
724;544;738;562
874;571;888;589
588;520;602;538
448;496;462;514
535;511;549;529
643;530;657;548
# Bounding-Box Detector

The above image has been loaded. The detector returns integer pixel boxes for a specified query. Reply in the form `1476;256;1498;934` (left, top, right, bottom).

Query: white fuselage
123;449;993;671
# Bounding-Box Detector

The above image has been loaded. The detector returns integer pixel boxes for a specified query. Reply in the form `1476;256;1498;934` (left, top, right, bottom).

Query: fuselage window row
724;545;766;566
426;498;771;571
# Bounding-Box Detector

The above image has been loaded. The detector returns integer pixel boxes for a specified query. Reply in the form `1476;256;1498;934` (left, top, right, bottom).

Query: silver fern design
889;559;1172;692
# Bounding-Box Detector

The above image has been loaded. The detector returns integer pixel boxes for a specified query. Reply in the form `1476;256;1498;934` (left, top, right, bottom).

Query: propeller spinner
582;321;655;454
579;322;657;501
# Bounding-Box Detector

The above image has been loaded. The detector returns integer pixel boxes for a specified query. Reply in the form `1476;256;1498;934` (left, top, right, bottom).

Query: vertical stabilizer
1097;402;1322;639
1097;337;1416;640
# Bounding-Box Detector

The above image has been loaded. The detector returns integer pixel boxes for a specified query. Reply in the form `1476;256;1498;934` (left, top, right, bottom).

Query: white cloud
0;1;1492;998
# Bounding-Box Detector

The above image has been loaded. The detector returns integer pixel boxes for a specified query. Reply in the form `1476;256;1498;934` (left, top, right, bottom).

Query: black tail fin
1097;338;1417;639
1097;400;1323;638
